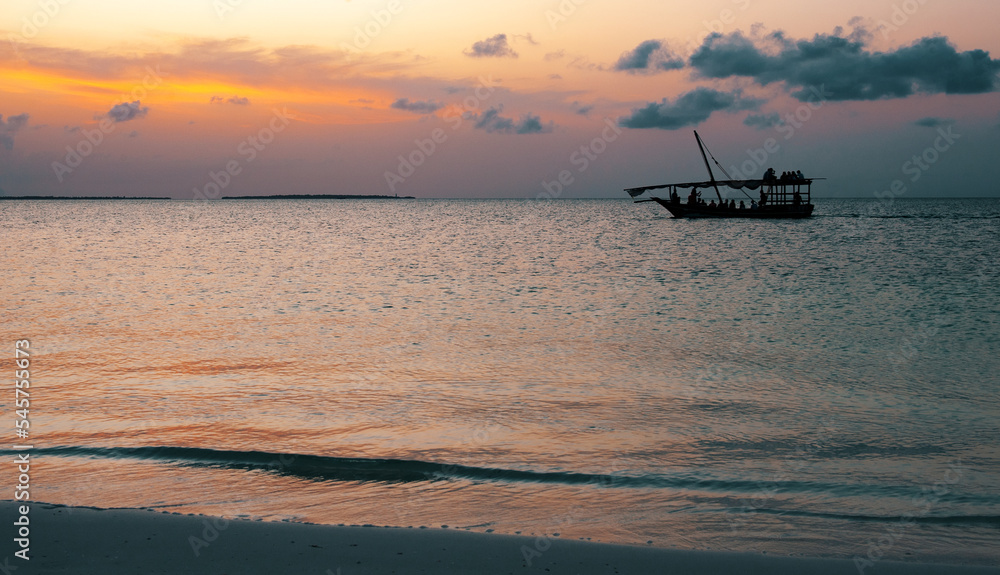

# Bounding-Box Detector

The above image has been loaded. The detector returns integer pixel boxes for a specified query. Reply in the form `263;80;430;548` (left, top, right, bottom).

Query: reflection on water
1;198;999;564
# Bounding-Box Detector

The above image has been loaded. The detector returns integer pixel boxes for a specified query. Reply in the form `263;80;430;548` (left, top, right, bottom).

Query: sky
1;0;998;198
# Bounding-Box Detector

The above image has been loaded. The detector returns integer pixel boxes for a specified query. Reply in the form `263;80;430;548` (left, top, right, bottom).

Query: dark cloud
106;101;148;122
513;33;539;46
913;117;954;128
743;112;782;130
472;107;514;133
614;40;684;73
513;113;553;134
390;98;444;114
211;95;250;105
690;30;1000;101
465;34;518;58
470;106;553;134
619;88;760;130
0;113;30;151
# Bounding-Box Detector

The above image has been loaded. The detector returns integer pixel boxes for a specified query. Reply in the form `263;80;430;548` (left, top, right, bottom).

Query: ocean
1;197;998;566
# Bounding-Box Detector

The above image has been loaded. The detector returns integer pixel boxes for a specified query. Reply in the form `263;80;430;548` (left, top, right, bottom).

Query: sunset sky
1;0;998;198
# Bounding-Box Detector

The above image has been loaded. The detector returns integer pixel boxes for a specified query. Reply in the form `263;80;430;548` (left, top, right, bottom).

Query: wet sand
4;502;998;574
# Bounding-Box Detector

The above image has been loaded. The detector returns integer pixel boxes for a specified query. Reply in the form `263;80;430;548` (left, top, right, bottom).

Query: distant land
0;196;171;200
0;194;414;200
221;194;416;199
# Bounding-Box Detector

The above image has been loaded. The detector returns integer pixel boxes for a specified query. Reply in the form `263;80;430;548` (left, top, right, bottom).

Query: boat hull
654;199;814;219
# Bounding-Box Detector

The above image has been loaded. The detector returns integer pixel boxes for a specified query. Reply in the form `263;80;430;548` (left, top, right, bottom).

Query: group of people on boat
763;167;806;182
669;185;802;210
675;189;755;210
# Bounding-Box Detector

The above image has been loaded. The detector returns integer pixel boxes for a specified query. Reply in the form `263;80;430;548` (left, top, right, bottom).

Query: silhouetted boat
625;131;821;219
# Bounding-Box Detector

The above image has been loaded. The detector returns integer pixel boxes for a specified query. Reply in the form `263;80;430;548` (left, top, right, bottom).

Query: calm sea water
1;198;998;565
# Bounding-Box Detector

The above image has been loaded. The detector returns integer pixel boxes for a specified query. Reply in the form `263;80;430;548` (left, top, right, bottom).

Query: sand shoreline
3;501;997;574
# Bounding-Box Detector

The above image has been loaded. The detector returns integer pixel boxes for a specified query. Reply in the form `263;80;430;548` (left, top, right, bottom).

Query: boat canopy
625;178;818;198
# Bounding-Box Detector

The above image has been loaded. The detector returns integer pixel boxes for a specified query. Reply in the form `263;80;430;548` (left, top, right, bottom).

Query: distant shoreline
0;196;172;200
0;194;414;200
221;194;416;199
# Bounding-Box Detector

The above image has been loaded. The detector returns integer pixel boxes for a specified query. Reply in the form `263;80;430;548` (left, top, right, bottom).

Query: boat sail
625;131;822;219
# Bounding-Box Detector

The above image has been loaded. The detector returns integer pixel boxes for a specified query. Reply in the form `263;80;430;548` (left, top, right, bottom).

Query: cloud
2;38;533;118
106;101;148;122
211;95;251;105
513;113;554;134
465;34;518;58
3;38;411;96
127;130;139;137
544;50;566;61
613;40;684;72
619;88;760;130
913;117;954;128
390;98;444;114
469;106;553;134
0;113;30;151
743;112;782;130
690;29;1000;101
512;33;539;46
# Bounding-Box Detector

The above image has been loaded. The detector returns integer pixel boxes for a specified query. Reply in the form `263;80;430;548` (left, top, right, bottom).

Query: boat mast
693;131;722;203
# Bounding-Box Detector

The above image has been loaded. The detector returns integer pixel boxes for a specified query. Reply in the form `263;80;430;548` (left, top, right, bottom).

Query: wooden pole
693;131;722;203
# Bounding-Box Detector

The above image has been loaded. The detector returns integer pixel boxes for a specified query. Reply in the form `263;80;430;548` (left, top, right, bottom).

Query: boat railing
763;179;812;207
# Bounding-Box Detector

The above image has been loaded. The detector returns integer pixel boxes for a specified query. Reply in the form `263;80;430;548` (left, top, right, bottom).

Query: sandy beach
3;502;996;574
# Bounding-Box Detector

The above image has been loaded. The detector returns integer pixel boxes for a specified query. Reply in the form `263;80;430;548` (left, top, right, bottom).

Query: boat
625;131;821;219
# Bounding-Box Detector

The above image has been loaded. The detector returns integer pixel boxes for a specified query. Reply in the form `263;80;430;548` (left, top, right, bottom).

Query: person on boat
670;189;680;205
796;170;804;180
739;200;746;209
764;167;775;181
708;199;717;209
688;190;698;205
750;200;758;209
759;190;768;207
793;190;802;206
